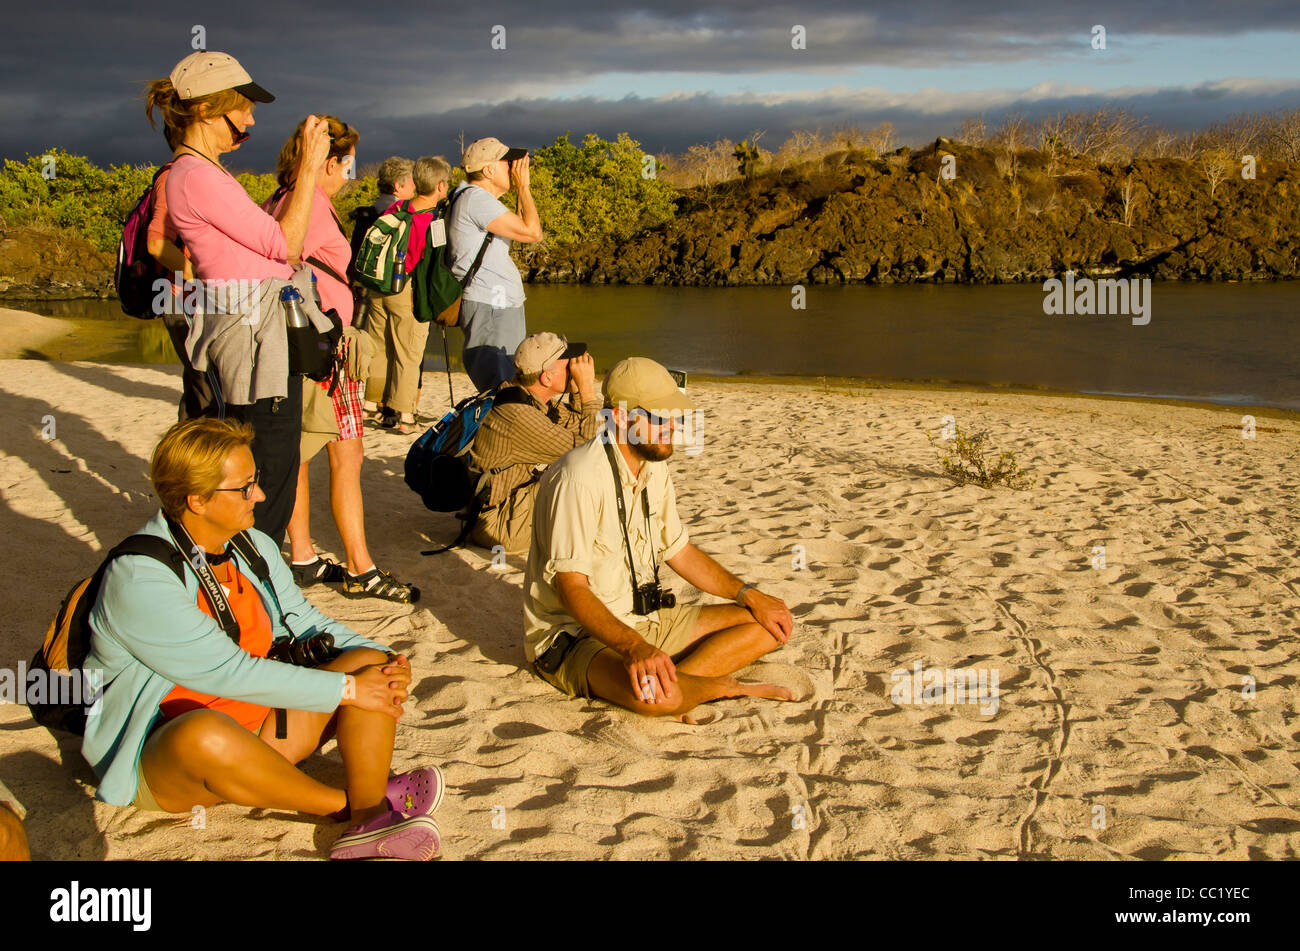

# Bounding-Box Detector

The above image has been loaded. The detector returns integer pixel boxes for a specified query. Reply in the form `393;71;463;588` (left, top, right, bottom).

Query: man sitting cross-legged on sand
523;357;795;721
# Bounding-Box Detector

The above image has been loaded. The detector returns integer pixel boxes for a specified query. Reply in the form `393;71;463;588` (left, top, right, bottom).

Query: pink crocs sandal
387;766;445;817
330;810;440;861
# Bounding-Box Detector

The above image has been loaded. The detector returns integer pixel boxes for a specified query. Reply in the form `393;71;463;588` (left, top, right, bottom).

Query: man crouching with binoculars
522;357;797;722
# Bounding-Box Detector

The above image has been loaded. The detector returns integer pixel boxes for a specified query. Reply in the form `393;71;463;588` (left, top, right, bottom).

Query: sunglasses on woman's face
212;470;261;500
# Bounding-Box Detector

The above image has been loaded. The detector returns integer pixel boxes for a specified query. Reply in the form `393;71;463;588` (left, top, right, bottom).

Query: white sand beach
1;355;1297;860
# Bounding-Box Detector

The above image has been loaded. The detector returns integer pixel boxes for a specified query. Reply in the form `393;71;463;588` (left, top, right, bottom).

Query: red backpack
113;161;175;318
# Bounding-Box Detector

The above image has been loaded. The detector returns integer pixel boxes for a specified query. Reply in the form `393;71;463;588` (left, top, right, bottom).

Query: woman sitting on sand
80;418;443;860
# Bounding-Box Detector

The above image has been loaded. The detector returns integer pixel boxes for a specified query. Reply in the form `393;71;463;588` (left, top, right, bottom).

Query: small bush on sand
927;424;1032;489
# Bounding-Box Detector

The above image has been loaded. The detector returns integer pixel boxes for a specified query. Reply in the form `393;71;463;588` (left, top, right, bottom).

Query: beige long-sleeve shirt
523;430;690;660
469;386;603;509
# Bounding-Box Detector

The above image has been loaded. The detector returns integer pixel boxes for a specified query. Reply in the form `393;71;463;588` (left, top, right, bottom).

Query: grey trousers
459;299;525;392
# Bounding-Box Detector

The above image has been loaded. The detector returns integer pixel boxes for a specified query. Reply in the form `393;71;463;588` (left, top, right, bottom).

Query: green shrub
0;149;155;253
1;137;680;253
529;132;678;246
234;171;278;208
927;424;1032;489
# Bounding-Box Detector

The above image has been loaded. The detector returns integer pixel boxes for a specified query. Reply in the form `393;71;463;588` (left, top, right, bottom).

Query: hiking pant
163;313;217;421
470;478;539;556
363;284;428;415
223;381;303;546
459;299;525;393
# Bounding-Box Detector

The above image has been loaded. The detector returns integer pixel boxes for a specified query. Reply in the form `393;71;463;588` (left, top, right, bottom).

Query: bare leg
139;710;345;816
667;604;791;698
140;648;395;823
325;437;374;576
585;648;791;722
675;621;783;679
286;461;316;564
0;806;29;861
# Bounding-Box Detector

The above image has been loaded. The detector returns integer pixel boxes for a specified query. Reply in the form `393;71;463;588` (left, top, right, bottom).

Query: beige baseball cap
462;137;528;173
170;51;275;103
515;332;584;375
602;357;696;416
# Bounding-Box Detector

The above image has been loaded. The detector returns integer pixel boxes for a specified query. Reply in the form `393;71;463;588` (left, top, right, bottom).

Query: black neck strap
602;437;659;595
164;518;241;645
176;144;230;177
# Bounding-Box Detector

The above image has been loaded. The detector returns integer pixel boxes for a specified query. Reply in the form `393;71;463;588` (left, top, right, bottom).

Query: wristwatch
735;583;756;607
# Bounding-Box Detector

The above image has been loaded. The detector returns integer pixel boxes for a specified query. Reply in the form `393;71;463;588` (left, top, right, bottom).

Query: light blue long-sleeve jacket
82;512;387;806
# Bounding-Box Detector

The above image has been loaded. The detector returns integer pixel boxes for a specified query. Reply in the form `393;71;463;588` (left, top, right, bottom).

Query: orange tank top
160;558;274;733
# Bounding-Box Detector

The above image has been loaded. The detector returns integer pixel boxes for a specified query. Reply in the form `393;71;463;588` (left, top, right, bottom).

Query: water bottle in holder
391;250;408;293
282;286;310;328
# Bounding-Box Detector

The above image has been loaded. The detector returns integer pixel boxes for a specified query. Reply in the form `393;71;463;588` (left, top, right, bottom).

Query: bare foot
720;677;795;702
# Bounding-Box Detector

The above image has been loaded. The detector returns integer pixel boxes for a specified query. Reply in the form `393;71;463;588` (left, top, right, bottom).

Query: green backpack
353;199;415;295
417;188;491;325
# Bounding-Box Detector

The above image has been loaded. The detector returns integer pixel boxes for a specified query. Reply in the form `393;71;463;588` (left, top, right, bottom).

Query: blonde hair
150;418;256;519
275;114;359;188
145;78;253;150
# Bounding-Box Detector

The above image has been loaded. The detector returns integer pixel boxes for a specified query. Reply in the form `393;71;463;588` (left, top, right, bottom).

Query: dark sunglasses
631;409;674;427
212;469;261;500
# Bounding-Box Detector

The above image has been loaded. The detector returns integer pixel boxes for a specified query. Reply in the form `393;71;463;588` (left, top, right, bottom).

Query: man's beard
629;440;673;463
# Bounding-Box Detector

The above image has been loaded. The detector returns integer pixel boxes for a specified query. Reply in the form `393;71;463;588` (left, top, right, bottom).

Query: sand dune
1;360;1297;859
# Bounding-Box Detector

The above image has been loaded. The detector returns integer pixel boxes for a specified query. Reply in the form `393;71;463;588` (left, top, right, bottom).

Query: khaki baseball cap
462;137;528;173
515;332;584;375
602;357;696;416
170;51;274;103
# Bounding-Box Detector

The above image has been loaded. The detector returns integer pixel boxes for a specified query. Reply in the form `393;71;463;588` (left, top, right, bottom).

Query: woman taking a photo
82;418;445;860
146;50;327;543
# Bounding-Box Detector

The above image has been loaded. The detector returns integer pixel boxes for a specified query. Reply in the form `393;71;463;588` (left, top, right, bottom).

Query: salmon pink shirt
165;152;292;283
273;185;354;326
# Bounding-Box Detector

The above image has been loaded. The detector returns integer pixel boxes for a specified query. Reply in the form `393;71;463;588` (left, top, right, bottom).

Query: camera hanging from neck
603;438;674;614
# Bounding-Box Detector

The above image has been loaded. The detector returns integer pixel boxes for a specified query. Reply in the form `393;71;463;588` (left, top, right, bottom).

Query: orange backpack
30;536;185;735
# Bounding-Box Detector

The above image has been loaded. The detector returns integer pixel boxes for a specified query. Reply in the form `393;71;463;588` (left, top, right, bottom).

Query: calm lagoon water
13;282;1299;410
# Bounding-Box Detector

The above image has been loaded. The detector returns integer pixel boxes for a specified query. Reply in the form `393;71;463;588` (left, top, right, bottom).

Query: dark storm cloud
362;80;1300;162
2;1;1298;167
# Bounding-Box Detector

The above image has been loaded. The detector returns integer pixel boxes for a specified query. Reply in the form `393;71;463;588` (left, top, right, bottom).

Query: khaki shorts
534;604;702;699
132;757;165;812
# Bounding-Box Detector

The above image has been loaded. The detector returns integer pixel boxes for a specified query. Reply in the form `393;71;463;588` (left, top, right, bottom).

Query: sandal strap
294;556;345;585
347;567;419;602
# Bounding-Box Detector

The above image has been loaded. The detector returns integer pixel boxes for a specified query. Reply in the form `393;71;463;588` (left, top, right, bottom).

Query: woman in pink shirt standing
270;116;419;603
146;51;331;543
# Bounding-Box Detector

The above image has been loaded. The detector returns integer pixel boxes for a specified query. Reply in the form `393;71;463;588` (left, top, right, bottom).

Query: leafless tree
1266;107;1300;163
1120;178;1141;226
1202;113;1268;162
957;116;988;147
866;121;895;154
1200;150;1233;199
